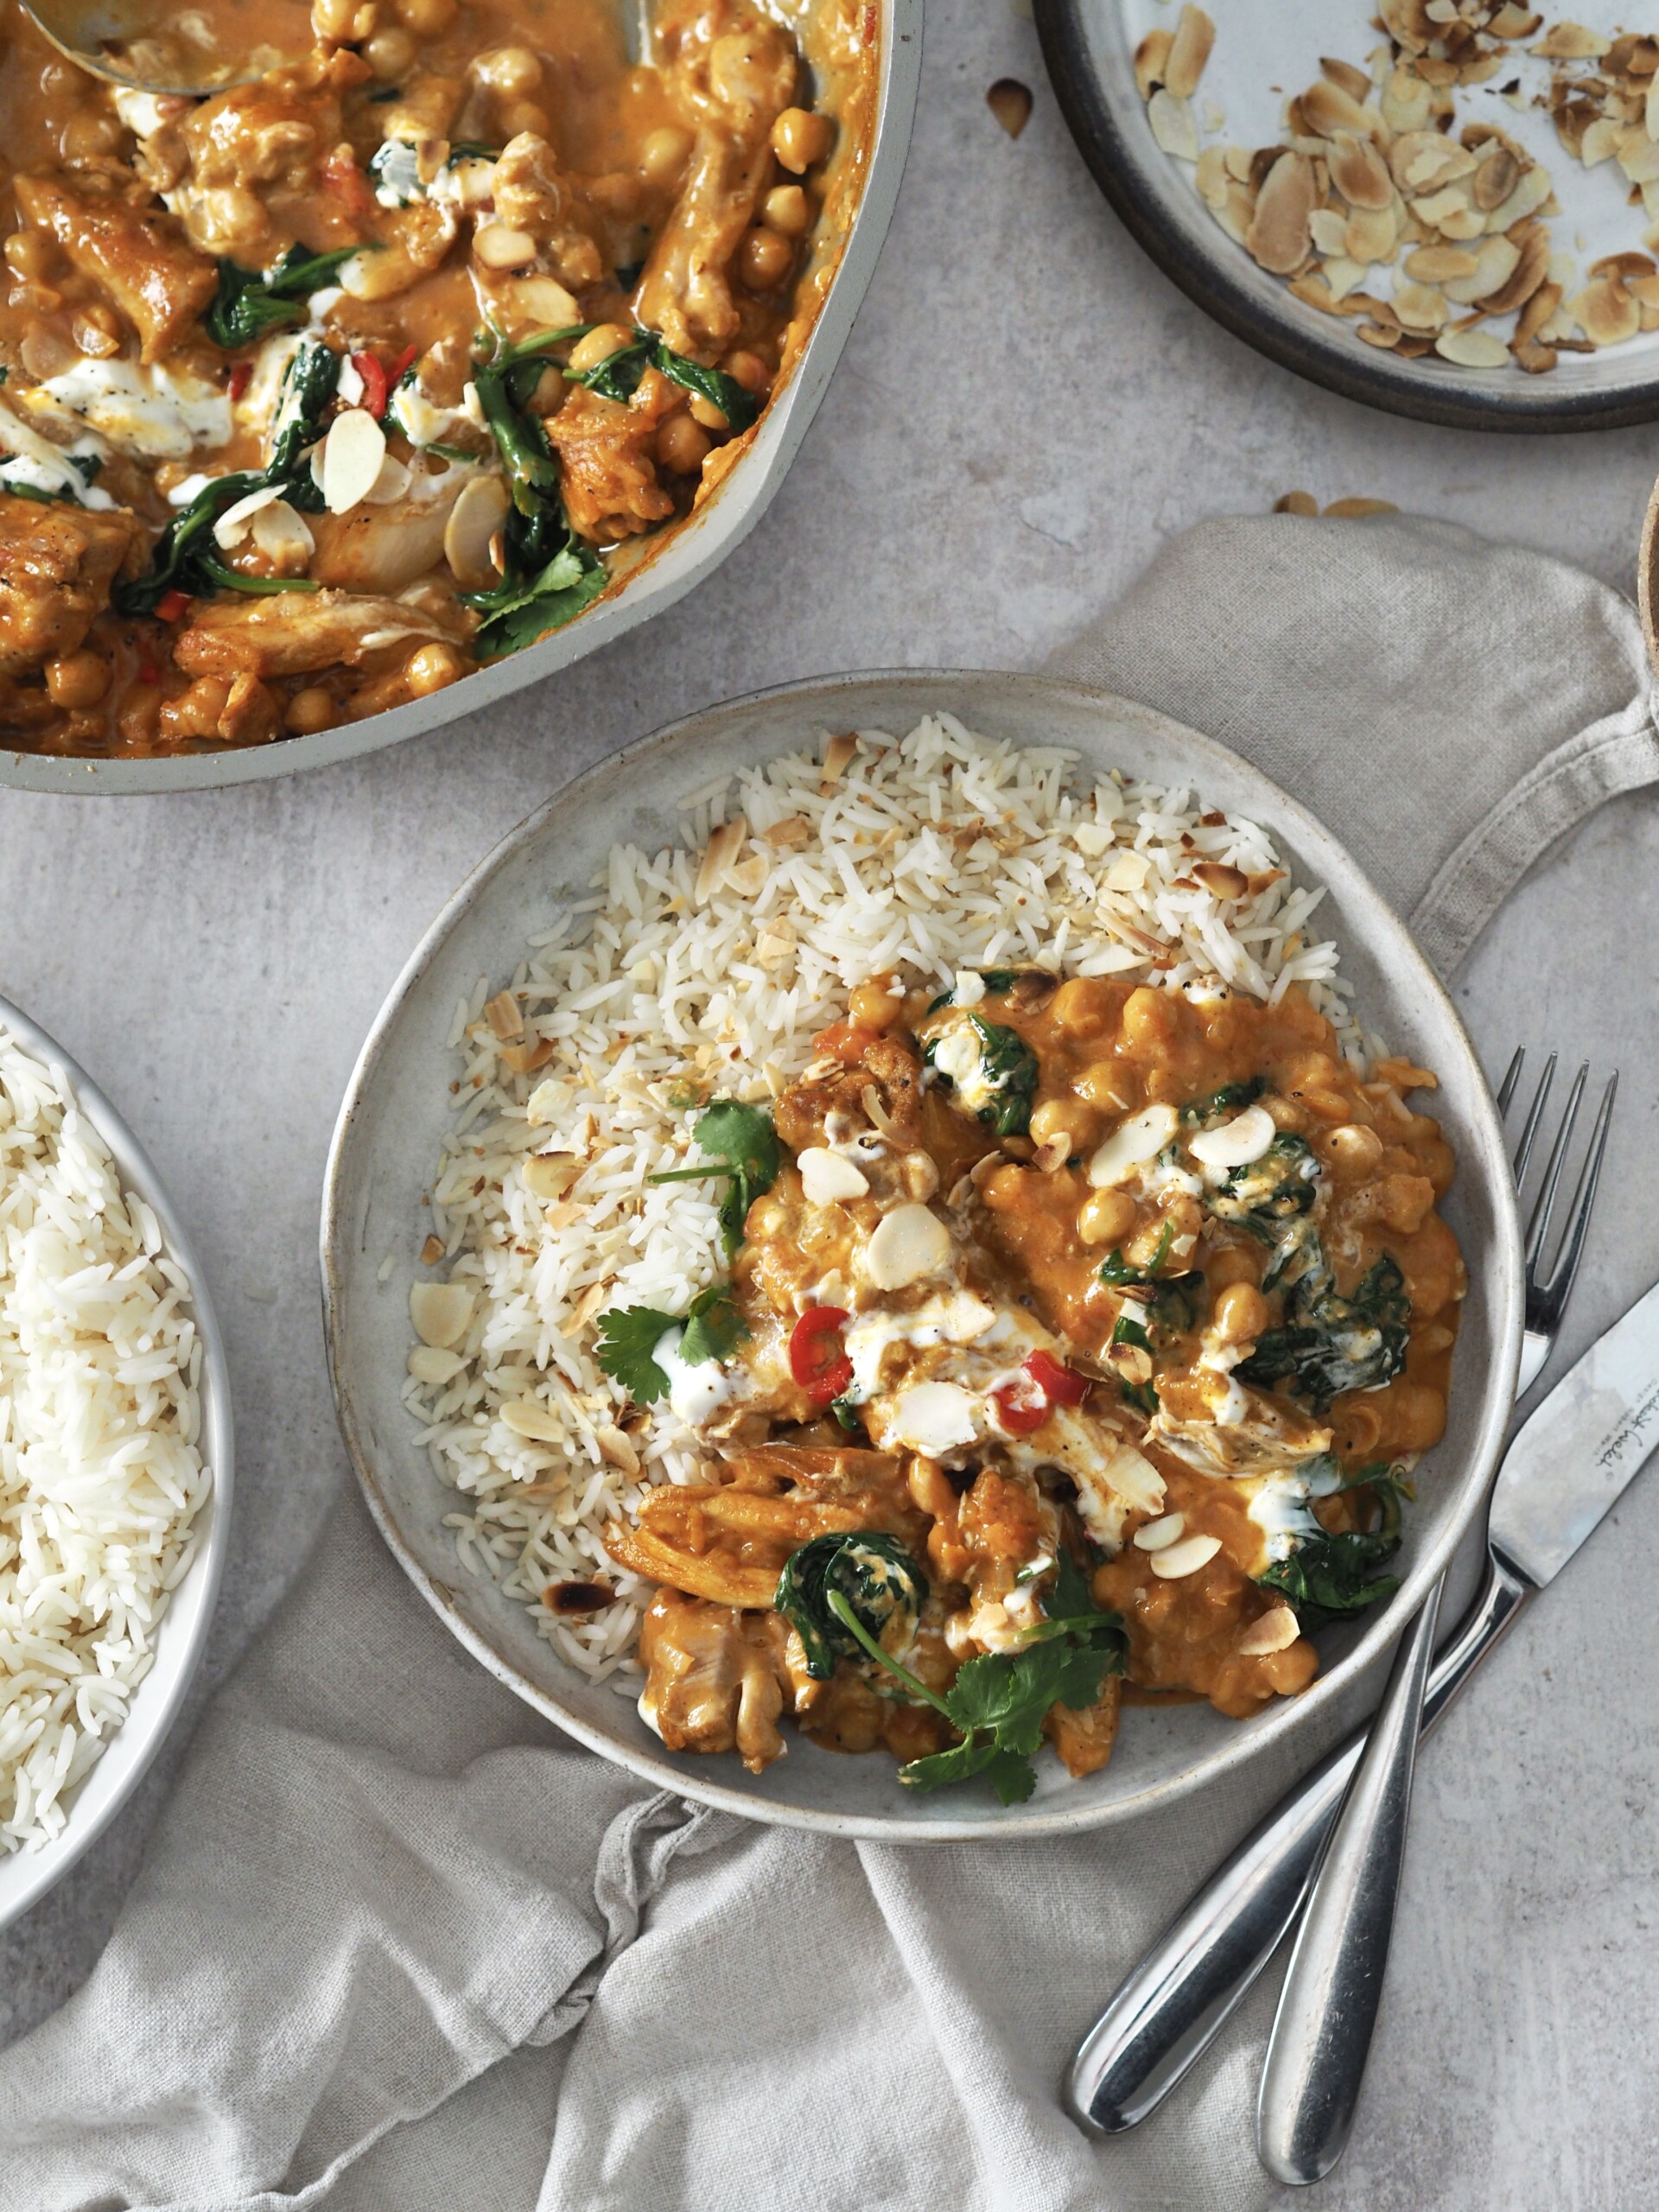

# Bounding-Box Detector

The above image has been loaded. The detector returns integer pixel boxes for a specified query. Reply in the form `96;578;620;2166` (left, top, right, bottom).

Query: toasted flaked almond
1224;143;1255;182
866;1202;951;1291
501;1397;563;1441
594;1424;640;1473
1533;22;1609;60
522;1152;577;1200
1246;150;1315;274
1488;3;1541;33
1320;55;1371;102
1134;27;1173;100
321;407;387;515
410;1281;474;1349
364;453;411;506
1324;496;1398;516
1609;31;1659;75
443;474;512;591
1148;87;1199;161
420;1232;445;1266
798;1146;871;1205
1625;272;1659;308
247;498;315;570
500;1037;553;1075
1479;226;1548;313
1591;251;1658;283
1512;338;1558;372
1484;162;1552;231
1620;131;1659;188
569;1280;609;1332
1189;1103;1278;1168
1211;181;1256;246
1345;202;1398;263
1393;130;1475;193
1406;243;1478;282
1434;325;1510;367
1163;4;1214;99
1327;131;1393;212
1237;1605;1301;1656
1150;1532;1224;1580
1391;281;1449;331
213;483;282;548
1308;207;1348;256
1274;489;1319;513
986;77;1032;137
694;814;747;903
1357;319;1403;348
512;274;581;328
761;815;810;847
1573;276;1642;346
1089;1103;1179;1187
474;224;537;268
485;989;523;1040
1580;117;1624;169
1381;64;1433;135
1471;146;1520;211
408;1344;467;1386
1195;144;1230;208
1132;1511;1186;1554
820;732;858;785
1192;860;1249;899
1300;78;1372;140
1442;232;1519;305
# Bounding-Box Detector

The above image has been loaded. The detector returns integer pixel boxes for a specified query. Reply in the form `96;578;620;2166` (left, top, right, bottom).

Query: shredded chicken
12;174;218;364
638;1589;791;1771
173;590;452;678
0;495;145;679
541;385;677;542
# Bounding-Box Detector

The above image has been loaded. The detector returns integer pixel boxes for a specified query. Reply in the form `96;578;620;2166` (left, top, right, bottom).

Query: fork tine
1524;1062;1587;1274
1511;1052;1557;1187
1496;1047;1525;1117
1540;1072;1618;1300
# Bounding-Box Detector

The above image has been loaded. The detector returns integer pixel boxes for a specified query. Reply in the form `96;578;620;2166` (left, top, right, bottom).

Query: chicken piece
489;131;607;292
639;0;798;357
180;77;333;195
1044;1675;1122;1778
772;1034;926;1154
173;590;450;679
637;1589;789;1771
307;465;475;593
0;495;145;680
542;387;675;542
12;175;218;365
1149;1372;1332;1478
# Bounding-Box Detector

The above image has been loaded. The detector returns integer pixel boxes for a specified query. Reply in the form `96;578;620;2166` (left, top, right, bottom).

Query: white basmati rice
404;713;1368;1691
0;1027;208;1852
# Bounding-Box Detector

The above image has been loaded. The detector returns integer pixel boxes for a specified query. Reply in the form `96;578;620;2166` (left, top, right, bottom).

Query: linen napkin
2;514;1655;2212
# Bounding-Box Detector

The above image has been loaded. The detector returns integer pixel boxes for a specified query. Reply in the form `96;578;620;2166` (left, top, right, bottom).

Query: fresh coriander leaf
647;1101;780;1258
677;1282;749;1366
592;1304;677;1402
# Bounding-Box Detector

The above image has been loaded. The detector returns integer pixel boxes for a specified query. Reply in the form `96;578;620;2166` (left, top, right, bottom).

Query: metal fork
1255;1049;1616;2183
1065;1051;1618;2145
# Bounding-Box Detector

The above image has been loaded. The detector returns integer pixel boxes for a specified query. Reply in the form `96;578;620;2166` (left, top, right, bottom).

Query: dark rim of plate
1033;0;1659;435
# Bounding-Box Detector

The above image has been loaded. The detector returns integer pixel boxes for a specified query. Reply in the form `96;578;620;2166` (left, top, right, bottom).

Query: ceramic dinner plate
1036;0;1659;430
321;668;1522;1842
0;995;233;1931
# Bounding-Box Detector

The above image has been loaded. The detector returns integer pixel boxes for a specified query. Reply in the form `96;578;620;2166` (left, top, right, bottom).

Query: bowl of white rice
0;997;231;1928
322;671;1520;1840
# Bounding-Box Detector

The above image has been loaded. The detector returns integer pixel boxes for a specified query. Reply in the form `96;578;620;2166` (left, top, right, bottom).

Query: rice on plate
400;708;1467;1804
0;1027;210;1853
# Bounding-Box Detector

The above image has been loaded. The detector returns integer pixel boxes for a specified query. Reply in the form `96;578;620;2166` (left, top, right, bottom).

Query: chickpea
761;183;810;237
4;231;58;283
1262;1641;1319;1697
1050;976;1116;1038
60;112;122;161
1302;1088;1353;1124
1319;1122;1384;1180
285;687;336;734
849;978;901;1030
71;305;123;359
1204;1242;1259;1291
689;393;728;432
722;348;770;393
44;651;110;709
363;22;416;73
655;410;711;474
770;105;836;174
117;683;162;747
1074;1061;1134;1110
312;0;373;40
159;676;232;741
1382;1382;1446;1452
473;43;542;92
1028;1097;1094;1153
392;0;456;35
1213;1281;1270;1345
1078;1186;1137;1249
907;1456;957;1521
405;641;467;696
639;124;692;186
1121;984;1173;1054
739;225;794;291
527;364;566;416
567;322;635;374
979;1162;1028;1214
499;99;551;140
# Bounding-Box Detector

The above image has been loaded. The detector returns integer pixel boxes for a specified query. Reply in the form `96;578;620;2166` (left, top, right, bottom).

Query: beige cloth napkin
2;515;1654;2212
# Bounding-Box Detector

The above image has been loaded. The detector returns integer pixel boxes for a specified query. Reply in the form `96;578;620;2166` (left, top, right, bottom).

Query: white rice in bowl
0;1027;209;1852
404;712;1370;1694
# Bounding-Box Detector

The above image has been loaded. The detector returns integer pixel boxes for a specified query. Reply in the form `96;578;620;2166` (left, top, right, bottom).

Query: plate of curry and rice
321;669;1522;1840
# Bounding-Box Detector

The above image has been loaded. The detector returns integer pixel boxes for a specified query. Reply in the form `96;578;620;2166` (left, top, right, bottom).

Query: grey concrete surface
3;0;1657;2202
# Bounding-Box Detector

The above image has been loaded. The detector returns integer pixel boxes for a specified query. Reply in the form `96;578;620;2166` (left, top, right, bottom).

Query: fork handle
1255;1576;1441;2184
1063;1548;1532;2137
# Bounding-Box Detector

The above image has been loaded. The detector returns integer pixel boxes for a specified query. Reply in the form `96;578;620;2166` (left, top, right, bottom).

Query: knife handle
1063;1548;1532;2138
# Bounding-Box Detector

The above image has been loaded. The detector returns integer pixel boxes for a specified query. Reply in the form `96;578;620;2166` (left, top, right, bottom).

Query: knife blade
1490;1273;1659;1588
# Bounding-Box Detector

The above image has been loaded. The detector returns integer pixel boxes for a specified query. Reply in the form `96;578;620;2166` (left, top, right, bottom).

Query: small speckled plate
321;669;1522;1842
1036;0;1659;431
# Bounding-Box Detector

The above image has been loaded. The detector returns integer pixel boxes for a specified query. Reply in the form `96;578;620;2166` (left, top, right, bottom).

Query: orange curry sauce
0;0;874;754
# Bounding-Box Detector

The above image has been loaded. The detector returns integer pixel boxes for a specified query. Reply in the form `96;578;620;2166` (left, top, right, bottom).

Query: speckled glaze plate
321;669;1522;1843
1035;0;1659;431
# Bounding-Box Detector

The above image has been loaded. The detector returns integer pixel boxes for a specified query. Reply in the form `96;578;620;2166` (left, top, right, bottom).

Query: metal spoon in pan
20;0;315;98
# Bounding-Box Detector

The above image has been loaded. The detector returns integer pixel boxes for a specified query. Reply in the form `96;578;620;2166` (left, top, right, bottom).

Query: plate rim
1033;0;1659;435
0;992;235;1927
320;664;1522;1842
